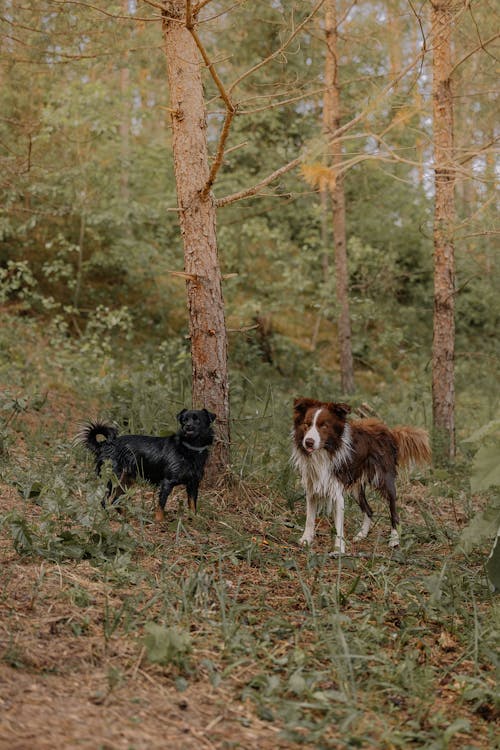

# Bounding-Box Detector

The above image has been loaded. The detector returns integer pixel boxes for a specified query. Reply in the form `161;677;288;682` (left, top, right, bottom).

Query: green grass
0;314;498;748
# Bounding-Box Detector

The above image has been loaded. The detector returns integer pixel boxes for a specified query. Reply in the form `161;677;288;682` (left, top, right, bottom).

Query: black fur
76;409;216;518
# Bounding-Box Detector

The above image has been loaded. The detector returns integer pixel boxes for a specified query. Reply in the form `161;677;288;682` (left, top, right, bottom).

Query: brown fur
391;425;431;467
293;398;431;545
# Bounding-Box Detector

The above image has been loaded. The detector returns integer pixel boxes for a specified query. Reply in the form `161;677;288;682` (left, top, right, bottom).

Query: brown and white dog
292;398;431;552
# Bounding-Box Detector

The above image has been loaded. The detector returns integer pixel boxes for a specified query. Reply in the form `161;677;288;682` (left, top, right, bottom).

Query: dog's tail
392;425;431;468
74;421;119;455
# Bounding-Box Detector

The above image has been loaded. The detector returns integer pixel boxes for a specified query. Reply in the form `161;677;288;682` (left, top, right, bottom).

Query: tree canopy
1;1;498;423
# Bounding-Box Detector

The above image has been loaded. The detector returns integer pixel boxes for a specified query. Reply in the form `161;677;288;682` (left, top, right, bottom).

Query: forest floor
0;388;498;750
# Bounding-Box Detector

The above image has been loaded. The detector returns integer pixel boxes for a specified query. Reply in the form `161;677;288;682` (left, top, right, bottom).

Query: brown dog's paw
154;508;166;523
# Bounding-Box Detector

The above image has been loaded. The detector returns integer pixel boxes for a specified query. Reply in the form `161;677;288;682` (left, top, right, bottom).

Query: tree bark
323;0;355;394
162;2;230;479
431;0;456;461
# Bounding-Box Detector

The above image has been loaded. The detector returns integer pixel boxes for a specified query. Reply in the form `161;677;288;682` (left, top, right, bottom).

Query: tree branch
457;135;500;166
228;0;326;95
48;0;159;20
216;0;487;212
449;32;500;77
216;42;429;207
138;0;170;12
204;108;236;197
186;0;237;197
454;194;499;232
193;0;216;14
187;25;233;110
198;1;245;25
215;155;303;207
239;87;326;115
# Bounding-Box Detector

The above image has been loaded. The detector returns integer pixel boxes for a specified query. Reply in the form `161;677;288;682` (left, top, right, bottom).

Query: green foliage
467;420;500;492
0;460;147;562
143;623;192;669
3;503;140;563
485;536;500;593
1;0;497;414
471;446;500;493
458;419;500;590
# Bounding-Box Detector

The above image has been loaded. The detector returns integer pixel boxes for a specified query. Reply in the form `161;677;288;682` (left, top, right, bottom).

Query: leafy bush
0;260;58;311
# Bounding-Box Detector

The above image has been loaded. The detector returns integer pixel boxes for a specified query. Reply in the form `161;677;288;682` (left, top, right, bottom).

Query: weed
143;623;192;671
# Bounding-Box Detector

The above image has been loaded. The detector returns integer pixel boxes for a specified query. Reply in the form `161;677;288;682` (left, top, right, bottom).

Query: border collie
76;409;216;520
292;398;430;552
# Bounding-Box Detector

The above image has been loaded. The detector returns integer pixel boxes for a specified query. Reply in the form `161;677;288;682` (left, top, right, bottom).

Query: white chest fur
292;447;343;514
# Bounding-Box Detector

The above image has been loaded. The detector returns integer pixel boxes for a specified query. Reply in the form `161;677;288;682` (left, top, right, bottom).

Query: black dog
76;409;216;520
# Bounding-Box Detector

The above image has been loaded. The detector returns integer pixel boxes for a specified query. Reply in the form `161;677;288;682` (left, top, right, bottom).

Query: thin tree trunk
73;211;85;310
431;0;456;461
162;2;230;480
324;0;355;394
120;1;130;209
320;185;329;278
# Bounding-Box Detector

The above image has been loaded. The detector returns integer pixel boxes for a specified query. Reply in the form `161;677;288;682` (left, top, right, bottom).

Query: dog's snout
182;418;197;435
305;438;315;449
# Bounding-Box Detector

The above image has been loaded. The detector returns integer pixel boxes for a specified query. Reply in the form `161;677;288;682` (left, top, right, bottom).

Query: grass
0;316;498;749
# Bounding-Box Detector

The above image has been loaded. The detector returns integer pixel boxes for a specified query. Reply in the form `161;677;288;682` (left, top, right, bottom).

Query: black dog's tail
74;421;119;455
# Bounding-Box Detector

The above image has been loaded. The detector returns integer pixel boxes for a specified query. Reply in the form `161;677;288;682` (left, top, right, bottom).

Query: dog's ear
176;408;187;422
203;409;216;424
293;398;317;425
294;397;318;413
328;402;351;419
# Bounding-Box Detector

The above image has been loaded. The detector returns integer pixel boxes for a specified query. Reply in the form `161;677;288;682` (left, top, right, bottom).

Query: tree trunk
323;0;355;394
162;2;230;479
431;0;456;461
120;0;130;208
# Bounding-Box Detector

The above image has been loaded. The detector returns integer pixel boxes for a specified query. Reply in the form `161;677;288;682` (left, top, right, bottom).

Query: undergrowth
0;314;498;749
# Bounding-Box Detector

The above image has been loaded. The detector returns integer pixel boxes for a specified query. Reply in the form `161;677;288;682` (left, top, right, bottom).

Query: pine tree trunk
324;0;355;394
162;3;230;480
119;2;130;210
431;0;456;461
